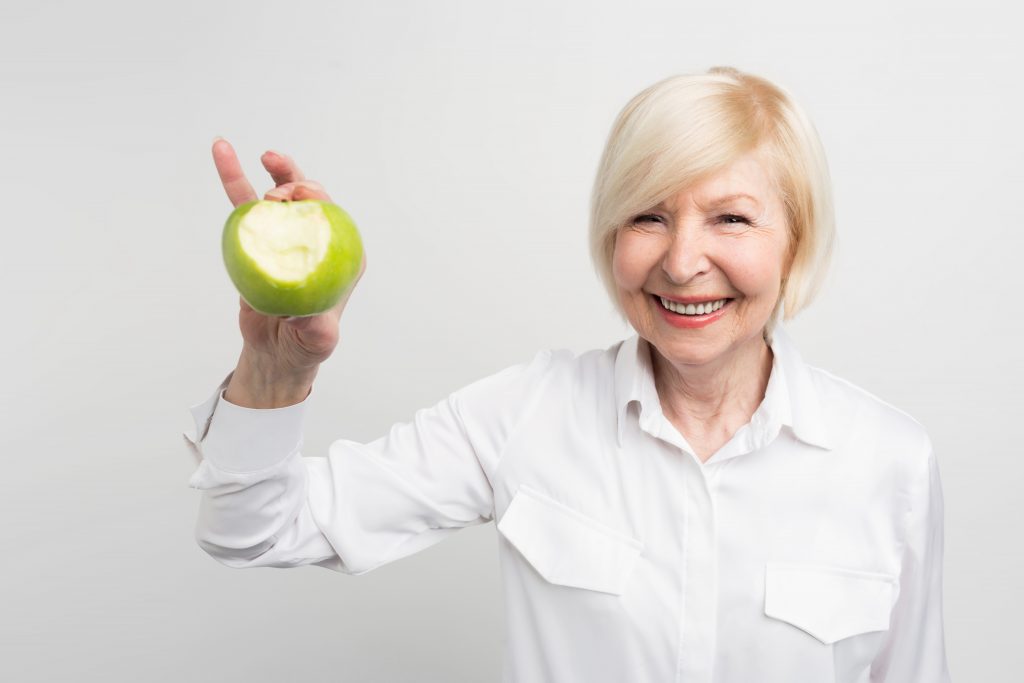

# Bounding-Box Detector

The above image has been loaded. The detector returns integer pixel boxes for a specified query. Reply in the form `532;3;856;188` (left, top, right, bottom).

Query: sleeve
183;349;553;574
870;434;953;682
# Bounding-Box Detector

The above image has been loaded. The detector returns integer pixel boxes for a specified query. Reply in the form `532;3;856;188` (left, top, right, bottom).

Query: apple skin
221;199;364;317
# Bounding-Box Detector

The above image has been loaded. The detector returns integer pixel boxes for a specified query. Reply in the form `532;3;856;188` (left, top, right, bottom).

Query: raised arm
188;137;557;574
184;349;553;573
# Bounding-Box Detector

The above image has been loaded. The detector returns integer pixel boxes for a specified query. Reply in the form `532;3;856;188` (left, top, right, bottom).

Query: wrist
225;349;318;408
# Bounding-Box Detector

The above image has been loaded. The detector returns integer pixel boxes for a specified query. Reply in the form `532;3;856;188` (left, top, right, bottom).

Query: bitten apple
221;199;364;316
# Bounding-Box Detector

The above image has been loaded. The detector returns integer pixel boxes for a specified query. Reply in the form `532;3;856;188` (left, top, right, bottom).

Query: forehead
660;152;778;210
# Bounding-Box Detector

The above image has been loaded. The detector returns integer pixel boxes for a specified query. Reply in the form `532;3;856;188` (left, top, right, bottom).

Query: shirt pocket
497;483;644;595
764;562;899;645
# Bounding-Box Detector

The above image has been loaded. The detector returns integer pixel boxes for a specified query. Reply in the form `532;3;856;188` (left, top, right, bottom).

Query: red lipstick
652;293;733;329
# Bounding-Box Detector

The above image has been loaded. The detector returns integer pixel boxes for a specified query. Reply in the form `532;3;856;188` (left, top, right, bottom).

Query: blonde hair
588;66;836;344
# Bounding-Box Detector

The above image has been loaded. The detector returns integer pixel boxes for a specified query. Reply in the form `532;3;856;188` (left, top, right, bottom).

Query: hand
211;138;367;374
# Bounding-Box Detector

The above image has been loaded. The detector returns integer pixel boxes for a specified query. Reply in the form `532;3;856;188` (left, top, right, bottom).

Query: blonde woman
185;66;951;682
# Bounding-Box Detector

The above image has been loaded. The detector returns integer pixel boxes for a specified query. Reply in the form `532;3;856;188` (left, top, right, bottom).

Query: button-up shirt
184;323;951;682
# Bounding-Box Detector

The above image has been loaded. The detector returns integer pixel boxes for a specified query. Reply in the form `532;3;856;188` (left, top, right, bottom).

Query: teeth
658;297;729;315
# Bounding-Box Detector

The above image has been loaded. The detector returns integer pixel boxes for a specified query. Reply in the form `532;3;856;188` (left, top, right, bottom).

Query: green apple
221;199;363;317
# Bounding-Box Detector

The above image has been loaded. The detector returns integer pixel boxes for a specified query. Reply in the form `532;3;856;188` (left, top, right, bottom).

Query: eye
633;214;664;224
718;213;751;225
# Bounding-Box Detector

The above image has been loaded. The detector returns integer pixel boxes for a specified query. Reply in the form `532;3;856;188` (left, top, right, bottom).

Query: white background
1;0;1020;680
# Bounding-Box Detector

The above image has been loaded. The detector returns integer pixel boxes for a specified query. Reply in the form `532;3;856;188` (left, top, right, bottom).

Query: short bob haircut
588;66;836;345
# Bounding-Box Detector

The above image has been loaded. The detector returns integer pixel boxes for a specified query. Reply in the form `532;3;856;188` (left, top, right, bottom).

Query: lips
650;293;735;328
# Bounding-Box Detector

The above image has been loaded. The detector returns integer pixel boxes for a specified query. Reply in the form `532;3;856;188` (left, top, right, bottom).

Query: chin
663;335;728;354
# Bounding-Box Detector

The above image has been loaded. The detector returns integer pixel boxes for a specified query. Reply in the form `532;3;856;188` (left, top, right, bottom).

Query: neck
649;333;774;430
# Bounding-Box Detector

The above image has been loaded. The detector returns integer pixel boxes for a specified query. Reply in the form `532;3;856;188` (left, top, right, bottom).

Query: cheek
611;252;632;287
612;232;658;287
727;243;788;293
610;237;635;285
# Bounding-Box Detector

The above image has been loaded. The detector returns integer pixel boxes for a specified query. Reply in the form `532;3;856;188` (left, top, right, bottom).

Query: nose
661;224;712;286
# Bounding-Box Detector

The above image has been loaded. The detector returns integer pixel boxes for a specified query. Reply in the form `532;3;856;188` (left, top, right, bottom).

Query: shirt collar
613;323;834;451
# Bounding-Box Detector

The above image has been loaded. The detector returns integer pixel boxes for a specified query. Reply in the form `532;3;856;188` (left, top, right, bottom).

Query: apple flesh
222;199;364;316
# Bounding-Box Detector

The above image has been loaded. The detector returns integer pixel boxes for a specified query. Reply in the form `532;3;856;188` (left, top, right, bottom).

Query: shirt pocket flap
764;562;900;645
497;484;644;595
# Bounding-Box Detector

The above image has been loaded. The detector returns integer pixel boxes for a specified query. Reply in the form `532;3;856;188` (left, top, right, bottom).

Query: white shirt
183;323;951;682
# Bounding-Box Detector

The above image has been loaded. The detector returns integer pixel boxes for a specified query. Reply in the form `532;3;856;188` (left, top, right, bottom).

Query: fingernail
265;150;282;159
213;136;224;145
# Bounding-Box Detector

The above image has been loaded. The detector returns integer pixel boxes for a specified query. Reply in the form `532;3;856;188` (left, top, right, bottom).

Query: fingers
264;180;333;203
261;150;306;187
213;138;328;207
212;138;259;207
293;183;331;201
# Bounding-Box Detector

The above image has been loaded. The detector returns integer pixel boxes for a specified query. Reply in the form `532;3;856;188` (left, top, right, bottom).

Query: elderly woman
184;66;951;682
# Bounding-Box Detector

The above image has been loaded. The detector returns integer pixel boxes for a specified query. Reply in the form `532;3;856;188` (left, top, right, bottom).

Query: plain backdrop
1;0;1021;680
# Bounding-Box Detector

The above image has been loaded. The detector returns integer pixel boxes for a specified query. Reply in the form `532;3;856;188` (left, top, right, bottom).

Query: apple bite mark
238;201;331;284
222;199;364;317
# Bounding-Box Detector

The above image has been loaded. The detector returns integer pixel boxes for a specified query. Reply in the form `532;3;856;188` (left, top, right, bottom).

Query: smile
651;294;735;328
657;296;729;315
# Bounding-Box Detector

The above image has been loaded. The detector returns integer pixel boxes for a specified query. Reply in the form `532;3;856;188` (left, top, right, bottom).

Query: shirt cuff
182;370;312;473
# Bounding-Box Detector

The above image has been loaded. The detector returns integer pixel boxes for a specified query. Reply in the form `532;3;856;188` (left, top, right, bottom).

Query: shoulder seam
804;363;928;434
502;348;556;456
490;348;558;479
449;346;556;455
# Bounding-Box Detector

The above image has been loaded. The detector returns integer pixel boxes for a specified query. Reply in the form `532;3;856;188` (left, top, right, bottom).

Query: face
611;149;793;370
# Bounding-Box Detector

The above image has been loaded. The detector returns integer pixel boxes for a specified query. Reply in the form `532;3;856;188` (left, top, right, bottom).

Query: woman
185;66;951;682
